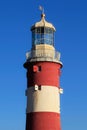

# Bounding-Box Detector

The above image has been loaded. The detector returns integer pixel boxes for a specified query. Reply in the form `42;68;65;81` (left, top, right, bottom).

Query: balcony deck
26;49;62;64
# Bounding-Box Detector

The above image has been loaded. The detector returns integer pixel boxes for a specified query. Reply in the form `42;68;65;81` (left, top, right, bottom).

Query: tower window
34;85;41;91
33;65;41;72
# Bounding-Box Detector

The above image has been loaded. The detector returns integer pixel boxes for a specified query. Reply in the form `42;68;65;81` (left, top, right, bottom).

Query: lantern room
31;13;56;47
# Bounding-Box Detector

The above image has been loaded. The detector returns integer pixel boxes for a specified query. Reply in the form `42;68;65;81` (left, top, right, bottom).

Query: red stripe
24;62;61;87
26;112;61;130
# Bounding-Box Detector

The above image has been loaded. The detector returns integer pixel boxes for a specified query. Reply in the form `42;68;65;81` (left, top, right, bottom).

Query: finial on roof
39;6;44;14
39;6;45;20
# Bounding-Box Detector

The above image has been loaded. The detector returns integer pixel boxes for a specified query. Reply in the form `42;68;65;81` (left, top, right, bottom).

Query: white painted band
26;86;60;113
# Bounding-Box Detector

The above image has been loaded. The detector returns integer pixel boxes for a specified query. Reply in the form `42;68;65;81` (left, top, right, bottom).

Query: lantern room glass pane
32;27;54;46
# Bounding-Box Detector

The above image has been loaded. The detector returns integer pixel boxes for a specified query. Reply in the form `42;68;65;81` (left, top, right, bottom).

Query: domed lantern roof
31;13;56;31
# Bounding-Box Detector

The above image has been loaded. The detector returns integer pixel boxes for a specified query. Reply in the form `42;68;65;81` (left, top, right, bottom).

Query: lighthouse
24;10;63;130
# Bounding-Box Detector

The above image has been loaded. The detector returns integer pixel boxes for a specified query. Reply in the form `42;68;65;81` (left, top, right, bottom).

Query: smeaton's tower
24;10;63;130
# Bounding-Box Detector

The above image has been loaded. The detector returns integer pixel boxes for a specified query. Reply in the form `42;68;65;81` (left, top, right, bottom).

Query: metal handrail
26;49;60;61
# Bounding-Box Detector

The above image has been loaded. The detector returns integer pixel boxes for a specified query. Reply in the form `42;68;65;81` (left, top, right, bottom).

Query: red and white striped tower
24;11;63;130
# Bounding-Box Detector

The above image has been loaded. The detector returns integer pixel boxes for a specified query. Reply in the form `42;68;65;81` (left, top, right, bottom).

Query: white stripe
26;86;60;113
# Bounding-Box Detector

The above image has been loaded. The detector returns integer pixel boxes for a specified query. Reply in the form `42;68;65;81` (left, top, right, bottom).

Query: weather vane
39;5;44;14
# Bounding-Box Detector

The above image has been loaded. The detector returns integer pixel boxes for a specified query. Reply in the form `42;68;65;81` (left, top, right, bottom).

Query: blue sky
0;0;87;130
